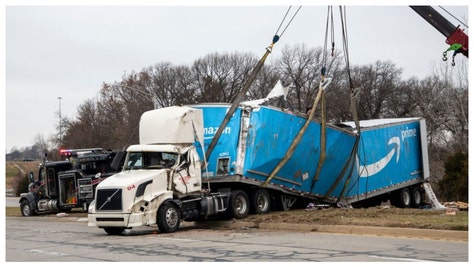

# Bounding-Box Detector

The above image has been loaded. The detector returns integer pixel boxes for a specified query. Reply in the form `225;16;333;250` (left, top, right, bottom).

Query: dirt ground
239;205;468;231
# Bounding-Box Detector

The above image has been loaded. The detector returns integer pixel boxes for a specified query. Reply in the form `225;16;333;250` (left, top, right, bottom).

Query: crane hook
442;51;448;61
443;43;462;66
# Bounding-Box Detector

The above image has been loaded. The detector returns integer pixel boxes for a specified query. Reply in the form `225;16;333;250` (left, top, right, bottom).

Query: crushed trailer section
88;82;442;234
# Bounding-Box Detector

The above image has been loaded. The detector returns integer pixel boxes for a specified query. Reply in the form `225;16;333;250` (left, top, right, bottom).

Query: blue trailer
190;88;435;212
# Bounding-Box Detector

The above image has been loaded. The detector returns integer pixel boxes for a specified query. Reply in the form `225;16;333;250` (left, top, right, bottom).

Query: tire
411;187;423;208
251;189;271;214
103;227;125;235
157;202;181;233
399;188;412;208
228;190;250;219
20;200;36;216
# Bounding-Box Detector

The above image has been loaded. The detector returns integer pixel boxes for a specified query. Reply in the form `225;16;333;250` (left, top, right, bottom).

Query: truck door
33;167;47;196
46;167;58;197
172;149;202;194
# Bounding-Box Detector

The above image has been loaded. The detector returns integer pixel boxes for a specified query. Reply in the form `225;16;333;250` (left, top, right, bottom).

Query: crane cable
274;6;303;41
439;6;468;29
205;6;301;162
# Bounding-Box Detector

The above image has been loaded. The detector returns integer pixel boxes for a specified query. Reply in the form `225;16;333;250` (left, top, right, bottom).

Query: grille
96;189;122;211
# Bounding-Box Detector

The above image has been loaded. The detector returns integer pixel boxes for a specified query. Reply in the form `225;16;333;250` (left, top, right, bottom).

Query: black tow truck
19;148;125;216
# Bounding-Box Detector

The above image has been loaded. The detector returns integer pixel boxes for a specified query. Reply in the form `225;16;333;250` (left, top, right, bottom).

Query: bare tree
277;44;345;114
33;134;50;159
62;99;102;148
191;52;256;103
350;60;403;120
140;63;197;107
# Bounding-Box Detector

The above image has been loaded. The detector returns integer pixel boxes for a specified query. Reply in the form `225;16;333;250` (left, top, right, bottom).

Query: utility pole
58;96;62;147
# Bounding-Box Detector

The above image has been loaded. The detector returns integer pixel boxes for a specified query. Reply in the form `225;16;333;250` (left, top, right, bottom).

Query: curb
195;220;468;242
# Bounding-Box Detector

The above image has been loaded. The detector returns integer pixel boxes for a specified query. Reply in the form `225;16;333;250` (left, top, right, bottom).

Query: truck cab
88;144;210;234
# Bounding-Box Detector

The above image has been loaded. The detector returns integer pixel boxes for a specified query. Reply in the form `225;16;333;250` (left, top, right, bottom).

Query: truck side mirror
29;172;35;183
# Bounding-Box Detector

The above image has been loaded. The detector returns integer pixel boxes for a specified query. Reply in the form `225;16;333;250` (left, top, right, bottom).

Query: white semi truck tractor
88;106;238;234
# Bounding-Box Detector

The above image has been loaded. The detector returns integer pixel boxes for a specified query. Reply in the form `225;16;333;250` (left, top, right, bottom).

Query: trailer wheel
103;227;125;235
411;187;423;208
157;202;181;233
251;189;271;214
228;190;249;219
399;188;412;208
20;200;36;217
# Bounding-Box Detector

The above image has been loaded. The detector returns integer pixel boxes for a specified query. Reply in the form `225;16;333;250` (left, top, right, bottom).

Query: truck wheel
20;200;36;216
103;227;125;235
399;188;412;208
157;202;181;233
228;190;249;219
411;187;423;208
251;189;271;214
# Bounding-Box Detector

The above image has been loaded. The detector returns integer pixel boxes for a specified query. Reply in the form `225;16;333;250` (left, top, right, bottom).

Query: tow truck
19;148;125;216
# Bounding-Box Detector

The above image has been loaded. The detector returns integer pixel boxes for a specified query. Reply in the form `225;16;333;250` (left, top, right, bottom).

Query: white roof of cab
139;106;204;145
126;144;193;154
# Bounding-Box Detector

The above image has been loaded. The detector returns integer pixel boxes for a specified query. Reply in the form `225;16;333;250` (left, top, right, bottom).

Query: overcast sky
2;1;470;154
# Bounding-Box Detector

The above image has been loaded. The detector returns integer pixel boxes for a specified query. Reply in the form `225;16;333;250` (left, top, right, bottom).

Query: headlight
88;200;95;213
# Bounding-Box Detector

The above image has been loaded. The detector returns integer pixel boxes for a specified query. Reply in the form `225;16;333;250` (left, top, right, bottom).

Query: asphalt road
5;197;468;243
5;216;469;262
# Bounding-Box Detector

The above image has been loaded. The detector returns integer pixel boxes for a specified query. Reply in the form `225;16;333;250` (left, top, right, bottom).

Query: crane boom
410;6;468;58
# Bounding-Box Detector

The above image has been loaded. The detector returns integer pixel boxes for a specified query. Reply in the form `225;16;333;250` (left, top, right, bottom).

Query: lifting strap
332;6;362;201
262;78;332;187
205;6;301;162
310;6;334;188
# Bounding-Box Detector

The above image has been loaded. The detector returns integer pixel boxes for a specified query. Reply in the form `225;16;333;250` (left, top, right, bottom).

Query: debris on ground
443;201;468;211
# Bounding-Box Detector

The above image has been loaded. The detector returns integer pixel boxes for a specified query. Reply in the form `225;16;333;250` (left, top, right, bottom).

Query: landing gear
280;194;297;211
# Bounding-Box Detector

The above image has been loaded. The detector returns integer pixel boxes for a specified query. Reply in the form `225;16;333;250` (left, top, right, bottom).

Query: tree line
10;44;468;202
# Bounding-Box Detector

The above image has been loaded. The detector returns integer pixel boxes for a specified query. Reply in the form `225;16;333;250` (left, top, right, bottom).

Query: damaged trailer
192;84;438;211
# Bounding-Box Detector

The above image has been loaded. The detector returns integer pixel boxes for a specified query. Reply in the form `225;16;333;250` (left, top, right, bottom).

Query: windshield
124;151;178;170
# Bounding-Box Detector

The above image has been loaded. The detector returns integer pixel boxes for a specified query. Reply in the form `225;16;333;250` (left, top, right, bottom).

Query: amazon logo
358;126;418;178
203;126;231;139
401;127;417;141
358;136;400;178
